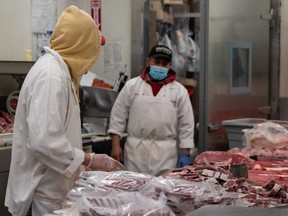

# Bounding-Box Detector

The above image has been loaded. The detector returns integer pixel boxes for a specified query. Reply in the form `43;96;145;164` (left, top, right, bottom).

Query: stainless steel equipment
0;146;12;216
199;0;271;152
80;86;119;136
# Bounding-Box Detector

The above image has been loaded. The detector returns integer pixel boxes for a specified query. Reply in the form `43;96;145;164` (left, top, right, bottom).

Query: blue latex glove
177;153;191;168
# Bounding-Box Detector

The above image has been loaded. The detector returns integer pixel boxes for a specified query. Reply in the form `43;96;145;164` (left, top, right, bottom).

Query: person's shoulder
125;76;142;86
28;55;67;84
170;80;186;89
128;76;141;82
33;53;60;71
168;80;190;97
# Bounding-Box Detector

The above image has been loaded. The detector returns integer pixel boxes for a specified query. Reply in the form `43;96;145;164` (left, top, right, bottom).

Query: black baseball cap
148;45;172;61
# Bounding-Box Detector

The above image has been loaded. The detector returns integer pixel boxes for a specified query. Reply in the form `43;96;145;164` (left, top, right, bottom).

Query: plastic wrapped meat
76;171;153;191
193;151;255;168
54;191;175;216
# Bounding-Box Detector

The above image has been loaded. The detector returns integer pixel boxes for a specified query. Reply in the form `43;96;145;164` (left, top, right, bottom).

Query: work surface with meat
51;121;288;215
52;160;288;216
52;151;288;216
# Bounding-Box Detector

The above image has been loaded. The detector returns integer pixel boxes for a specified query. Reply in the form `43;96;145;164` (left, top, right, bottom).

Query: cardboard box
150;0;164;21
163;5;174;24
189;0;200;12
179;78;197;87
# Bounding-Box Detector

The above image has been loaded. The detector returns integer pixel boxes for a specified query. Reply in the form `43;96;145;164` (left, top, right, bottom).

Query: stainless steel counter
0;146;11;173
187;205;288;216
0;61;35;75
0;146;12;215
82;133;127;156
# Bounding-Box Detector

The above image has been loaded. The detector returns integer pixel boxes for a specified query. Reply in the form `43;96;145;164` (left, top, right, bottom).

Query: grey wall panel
204;0;271;150
131;0;146;78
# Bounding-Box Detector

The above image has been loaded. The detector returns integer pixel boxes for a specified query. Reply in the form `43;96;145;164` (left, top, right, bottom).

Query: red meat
193;151;255;168
0;117;7;127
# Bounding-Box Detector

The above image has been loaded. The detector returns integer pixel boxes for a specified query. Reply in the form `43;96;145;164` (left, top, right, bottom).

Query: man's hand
111;144;123;162
111;134;123;162
88;153;124;171
177;153;191;168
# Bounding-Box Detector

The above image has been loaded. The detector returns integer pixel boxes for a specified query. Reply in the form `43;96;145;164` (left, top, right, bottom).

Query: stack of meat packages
53;121;288;216
167;121;288;210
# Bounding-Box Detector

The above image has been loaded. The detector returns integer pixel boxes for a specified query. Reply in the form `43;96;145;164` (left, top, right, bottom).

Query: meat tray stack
0;111;14;146
168;151;288;209
53;170;249;216
0;111;13;134
53;171;177;215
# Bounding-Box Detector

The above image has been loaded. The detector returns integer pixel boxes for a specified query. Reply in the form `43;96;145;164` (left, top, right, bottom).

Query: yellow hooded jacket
5;6;102;216
50;5;102;96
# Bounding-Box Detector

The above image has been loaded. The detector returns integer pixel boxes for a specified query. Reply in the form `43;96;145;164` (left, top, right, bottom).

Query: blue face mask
149;65;169;81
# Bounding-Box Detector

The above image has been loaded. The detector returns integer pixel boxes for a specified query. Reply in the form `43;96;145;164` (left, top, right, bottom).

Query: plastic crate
221;118;265;149
222;118;288;149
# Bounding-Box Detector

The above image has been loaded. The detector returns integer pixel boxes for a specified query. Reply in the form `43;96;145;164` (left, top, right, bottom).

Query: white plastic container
221;118;288;149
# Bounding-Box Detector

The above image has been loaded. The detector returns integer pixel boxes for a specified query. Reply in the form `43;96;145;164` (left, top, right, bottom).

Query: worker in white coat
108;45;195;176
5;6;123;216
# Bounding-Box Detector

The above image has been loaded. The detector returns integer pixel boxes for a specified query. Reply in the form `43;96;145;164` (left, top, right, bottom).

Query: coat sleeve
26;74;83;177
108;79;135;137
177;84;195;149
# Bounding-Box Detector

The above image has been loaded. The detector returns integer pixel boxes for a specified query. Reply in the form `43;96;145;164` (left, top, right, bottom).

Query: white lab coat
108;77;194;176
5;47;84;216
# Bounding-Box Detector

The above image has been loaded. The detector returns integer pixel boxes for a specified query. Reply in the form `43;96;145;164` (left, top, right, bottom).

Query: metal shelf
0;61;35;75
174;12;200;18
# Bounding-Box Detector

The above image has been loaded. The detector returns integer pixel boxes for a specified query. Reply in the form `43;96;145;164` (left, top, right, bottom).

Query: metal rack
0;61;35;89
0;61;34;75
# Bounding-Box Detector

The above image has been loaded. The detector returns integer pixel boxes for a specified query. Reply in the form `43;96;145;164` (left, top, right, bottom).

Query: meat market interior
1;0;288;215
